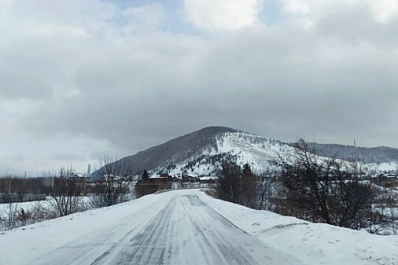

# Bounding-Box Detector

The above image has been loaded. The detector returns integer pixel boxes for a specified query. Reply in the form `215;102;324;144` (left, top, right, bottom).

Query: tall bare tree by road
48;167;83;217
277;139;377;229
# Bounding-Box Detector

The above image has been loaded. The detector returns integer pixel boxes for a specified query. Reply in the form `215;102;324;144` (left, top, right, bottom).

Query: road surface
16;191;298;264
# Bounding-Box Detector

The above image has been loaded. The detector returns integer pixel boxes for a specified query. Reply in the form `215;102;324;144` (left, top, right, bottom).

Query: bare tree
90;156;133;208
277;139;377;229
48;167;83;217
256;173;275;210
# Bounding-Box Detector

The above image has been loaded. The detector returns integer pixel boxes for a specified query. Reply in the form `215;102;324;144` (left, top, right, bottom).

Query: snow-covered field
0;196;92;221
1;189;397;265
0;200;45;215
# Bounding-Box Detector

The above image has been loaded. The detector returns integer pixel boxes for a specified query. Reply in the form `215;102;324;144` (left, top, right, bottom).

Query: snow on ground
199;191;398;265
1;189;397;265
376;162;398;172
214;132;285;173
0;196;93;221
0;200;45;215
0;193;169;264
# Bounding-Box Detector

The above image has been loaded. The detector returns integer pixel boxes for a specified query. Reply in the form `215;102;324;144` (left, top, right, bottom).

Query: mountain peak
197;126;238;134
93;126;265;178
93;126;398;179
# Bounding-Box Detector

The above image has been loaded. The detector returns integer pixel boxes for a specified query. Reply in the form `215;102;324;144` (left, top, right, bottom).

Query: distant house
199;176;219;183
149;169;172;184
182;173;199;182
159;169;169;178
371;173;398;186
172;176;182;182
69;172;90;181
149;177;171;185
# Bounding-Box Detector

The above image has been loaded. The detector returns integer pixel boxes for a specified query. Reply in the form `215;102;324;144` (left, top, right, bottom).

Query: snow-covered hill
94;126;398;179
94;126;293;178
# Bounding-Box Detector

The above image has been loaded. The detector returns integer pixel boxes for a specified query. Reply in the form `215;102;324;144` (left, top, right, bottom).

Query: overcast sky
1;0;398;176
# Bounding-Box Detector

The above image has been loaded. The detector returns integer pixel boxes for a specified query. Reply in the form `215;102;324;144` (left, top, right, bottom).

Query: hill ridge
92;127;398;178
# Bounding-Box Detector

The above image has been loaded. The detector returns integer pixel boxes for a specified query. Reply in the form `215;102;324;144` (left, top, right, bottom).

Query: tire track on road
101;194;270;265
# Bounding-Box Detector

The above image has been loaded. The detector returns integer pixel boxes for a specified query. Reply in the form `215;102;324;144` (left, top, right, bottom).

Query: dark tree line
303;142;398;164
0;177;53;196
217;161;257;208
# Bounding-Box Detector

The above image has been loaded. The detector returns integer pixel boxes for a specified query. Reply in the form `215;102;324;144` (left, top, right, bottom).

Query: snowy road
92;194;268;265
25;191;291;265
2;190;397;265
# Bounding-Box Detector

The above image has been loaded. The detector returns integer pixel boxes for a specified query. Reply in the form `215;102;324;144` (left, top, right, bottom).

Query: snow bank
197;190;398;265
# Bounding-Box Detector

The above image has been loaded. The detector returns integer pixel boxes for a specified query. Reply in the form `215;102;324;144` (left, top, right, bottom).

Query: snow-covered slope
166;131;293;177
93;126;295;178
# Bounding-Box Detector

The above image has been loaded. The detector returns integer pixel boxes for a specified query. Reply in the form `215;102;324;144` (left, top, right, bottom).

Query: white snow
377;162;398;172
0;200;46;215
166;132;289;177
0;189;397;265
213;132;287;173
199;191;398;265
199;176;218;181
155;132;396;179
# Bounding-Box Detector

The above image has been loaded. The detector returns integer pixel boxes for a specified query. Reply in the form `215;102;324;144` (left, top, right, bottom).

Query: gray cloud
23;20;398;150
2;0;398;174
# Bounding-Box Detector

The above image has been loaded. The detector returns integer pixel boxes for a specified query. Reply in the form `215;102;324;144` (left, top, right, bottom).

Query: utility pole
87;164;91;178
